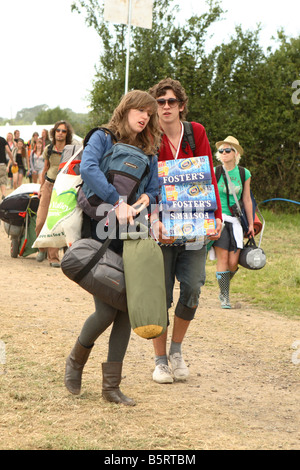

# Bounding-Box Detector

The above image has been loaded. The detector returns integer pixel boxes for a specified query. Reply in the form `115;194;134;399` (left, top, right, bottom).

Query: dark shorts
213;221;238;252
18;167;26;176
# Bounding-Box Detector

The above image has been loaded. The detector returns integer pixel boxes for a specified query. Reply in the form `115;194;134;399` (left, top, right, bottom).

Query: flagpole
125;0;133;94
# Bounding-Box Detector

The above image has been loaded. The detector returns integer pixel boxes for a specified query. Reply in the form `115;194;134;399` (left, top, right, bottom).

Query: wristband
105;198;124;227
150;218;159;230
113;198;124;210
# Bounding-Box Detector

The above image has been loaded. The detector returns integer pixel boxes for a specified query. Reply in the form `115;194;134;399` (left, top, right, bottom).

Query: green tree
72;0;299;206
254;33;300;203
196;28;300;204
15;105;48;124
71;0;224;125
36;106;71;125
36;107;90;137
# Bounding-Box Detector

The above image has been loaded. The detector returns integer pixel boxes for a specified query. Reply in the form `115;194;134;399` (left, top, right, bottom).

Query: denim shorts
161;244;206;321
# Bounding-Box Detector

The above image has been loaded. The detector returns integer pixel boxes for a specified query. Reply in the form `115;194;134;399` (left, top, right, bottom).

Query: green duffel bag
122;231;167;340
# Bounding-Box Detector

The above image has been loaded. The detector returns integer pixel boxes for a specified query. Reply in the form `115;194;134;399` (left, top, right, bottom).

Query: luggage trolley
0;184;40;258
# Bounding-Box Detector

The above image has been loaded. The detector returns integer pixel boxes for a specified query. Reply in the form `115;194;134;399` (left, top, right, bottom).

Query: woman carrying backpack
212;136;254;309
64;90;161;406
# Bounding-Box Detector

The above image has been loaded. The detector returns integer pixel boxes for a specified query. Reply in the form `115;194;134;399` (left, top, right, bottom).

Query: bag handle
245;236;256;248
73;214;117;284
73;219;149;284
73;235;113;284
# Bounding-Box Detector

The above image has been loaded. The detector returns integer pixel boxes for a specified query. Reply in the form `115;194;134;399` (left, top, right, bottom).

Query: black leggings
79;296;131;363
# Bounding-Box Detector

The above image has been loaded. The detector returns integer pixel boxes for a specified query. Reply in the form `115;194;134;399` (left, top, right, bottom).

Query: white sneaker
152;364;173;384
169;353;189;381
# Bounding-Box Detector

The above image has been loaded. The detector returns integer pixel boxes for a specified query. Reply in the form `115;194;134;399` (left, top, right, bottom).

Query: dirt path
0;221;299;450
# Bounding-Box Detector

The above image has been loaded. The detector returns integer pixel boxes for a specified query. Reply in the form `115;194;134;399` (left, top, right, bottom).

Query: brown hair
50;120;73;146
106;90;161;155
149;77;189;121
17;138;27;159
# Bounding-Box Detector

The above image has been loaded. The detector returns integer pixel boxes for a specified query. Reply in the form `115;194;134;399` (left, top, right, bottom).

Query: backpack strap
83;127;118;147
182;121;196;156
47;143;62;158
238;166;245;198
215;165;222;182
73;235;112;284
216;164;245;188
216;165;244;216
47;143;53;158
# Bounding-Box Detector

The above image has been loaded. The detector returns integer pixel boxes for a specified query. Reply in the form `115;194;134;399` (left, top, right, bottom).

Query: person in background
6;132;15;153
0;135;16;199
64;90;161;406
12;138;28;189
148;78;222;384
41;129;51;149
6;133;15;189
29;138;44;184
28;131;39;156
13;129;20;146
35;120;73;267
212;136;254;308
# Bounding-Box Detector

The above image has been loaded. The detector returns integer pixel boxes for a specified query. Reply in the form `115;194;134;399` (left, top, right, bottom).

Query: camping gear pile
0;184;40;258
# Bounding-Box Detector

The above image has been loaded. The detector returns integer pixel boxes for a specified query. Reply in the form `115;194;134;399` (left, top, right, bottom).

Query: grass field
206;209;300;318
0;207;299;450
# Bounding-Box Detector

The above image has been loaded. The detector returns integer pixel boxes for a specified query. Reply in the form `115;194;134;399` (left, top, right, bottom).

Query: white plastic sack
33;148;83;249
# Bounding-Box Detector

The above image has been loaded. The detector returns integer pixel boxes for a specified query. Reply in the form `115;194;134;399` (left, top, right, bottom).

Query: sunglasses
218;148;234;154
56;128;67;133
157;98;180;108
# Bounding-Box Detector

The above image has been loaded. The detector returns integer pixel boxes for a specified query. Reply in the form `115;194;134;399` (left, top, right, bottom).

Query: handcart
0;184;40;258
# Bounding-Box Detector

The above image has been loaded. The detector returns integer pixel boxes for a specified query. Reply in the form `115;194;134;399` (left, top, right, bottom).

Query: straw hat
215;136;244;156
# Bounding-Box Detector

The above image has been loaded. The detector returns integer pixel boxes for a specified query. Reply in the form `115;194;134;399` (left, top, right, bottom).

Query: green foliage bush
72;0;300;206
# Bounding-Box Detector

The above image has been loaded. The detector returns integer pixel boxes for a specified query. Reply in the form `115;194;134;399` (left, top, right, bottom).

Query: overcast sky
0;0;298;120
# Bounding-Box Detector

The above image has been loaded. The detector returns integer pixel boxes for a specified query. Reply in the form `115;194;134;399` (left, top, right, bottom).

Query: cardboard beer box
160;183;217;212
158;156;212;186
161;211;216;244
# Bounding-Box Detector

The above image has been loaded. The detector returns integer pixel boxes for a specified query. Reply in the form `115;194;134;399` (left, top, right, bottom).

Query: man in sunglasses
35;120;73;267
149;78;222;384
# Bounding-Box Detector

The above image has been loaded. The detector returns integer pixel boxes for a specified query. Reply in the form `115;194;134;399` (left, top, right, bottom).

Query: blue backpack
78;127;151;222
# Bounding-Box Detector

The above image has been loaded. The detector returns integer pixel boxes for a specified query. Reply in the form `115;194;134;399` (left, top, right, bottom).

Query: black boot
102;362;136;406
64;338;93;395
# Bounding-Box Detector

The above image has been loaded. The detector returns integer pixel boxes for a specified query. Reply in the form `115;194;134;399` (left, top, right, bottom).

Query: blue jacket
80;129;159;206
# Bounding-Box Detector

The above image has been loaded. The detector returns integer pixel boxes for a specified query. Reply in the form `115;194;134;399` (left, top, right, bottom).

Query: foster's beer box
160;183;217;212
158;156;211;186
161;211;216;243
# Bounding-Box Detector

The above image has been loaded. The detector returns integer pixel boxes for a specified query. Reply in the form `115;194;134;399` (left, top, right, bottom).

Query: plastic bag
33;149;83;249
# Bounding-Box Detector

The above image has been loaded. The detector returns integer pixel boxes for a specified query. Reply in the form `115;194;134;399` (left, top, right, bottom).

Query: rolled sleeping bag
122;233;167;339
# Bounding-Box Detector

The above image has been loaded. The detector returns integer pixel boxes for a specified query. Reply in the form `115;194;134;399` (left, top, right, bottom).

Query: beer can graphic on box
158;156;212;186
161;211;216;242
160;183;217;212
